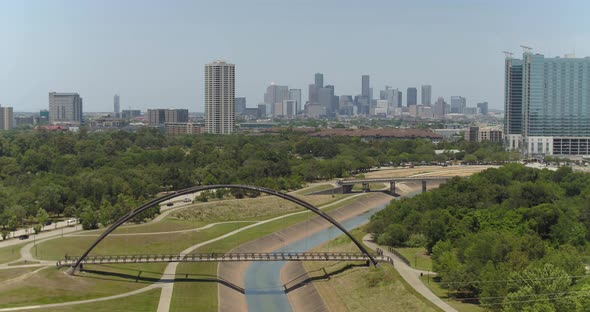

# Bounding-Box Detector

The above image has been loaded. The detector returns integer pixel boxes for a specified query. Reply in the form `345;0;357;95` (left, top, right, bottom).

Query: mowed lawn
0;242;27;264
395;247;433;271
17;289;162;312
0;263;166;308
35;222;251;261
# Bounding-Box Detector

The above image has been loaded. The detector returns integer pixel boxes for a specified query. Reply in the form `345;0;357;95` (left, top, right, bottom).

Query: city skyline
2;1;590;112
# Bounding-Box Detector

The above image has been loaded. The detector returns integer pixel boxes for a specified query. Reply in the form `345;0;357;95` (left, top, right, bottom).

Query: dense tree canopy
0;128;507;232
368;164;590;311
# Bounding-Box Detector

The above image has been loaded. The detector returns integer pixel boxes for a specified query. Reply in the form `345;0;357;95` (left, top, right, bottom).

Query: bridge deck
337;176;455;185
56;252;392;267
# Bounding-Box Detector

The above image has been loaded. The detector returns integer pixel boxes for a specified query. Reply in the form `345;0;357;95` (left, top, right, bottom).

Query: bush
406;233;428;248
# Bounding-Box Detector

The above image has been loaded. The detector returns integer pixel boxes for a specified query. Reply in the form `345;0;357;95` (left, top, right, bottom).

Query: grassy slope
303;229;442;312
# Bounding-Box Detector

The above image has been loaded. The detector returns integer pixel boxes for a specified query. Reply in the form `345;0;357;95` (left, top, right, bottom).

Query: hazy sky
1;0;589;112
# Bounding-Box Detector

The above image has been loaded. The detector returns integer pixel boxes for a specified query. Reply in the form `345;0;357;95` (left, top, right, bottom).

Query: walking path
362;234;457;312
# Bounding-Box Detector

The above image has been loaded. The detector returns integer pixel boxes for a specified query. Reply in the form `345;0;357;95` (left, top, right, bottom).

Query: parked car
19;234;29;240
66;219;77;226
183;198;191;203
43;220;52;226
166;202;174;207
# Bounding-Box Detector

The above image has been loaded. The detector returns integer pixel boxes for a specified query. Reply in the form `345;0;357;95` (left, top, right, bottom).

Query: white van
66;219;77;226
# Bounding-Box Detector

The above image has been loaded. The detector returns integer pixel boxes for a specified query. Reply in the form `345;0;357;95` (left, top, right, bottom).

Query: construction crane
502;51;514;58
520;45;533;53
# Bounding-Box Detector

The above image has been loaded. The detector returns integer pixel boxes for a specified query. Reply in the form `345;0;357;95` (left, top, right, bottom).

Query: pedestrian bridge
57;252;393;267
337;176;456;194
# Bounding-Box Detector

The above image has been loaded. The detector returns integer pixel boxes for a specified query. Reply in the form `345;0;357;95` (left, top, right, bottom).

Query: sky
1;0;590;113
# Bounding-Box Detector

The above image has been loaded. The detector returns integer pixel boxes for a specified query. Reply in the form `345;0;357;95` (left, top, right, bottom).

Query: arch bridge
63;184;388;274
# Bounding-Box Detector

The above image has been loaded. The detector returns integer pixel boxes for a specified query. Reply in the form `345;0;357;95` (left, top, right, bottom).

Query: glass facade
505;53;590;156
524;54;590;137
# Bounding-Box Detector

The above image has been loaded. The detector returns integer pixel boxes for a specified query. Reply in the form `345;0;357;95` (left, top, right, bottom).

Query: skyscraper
114;94;120;118
205;60;235;134
505;52;590;156
319;85;335;117
434;97;447;116
264;84;289;115
314;73;324;89
288;89;302;114
0;105;14;130
235;97;246;115
450;96;466;114
48;92;83;125
421;85;432;105
407;87;417;106
361;75;370;98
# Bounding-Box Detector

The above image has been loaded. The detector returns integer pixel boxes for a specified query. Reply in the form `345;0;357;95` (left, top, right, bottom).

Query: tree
80;207;99;230
502;264;575;312
35;208;49;226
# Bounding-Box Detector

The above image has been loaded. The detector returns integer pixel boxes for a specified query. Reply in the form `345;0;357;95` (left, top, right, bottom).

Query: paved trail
363;234;457;312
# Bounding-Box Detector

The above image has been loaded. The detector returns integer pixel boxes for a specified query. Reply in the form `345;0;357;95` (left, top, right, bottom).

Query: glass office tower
505;52;590;156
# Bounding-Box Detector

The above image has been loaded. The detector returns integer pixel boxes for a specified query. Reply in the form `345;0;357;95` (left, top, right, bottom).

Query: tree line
0;127;509;233
368;164;590;311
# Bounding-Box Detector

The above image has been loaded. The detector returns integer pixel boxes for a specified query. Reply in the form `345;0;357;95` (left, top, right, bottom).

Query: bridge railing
57;251;393;267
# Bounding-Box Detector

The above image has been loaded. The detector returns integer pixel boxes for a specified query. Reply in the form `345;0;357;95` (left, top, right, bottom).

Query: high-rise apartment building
407;87;418;106
114;94;120;118
0;105;14;130
505;52;590;156
48;92;83;125
288;89;302;114
421;85;432;105
235;97;246;115
205;61;235;134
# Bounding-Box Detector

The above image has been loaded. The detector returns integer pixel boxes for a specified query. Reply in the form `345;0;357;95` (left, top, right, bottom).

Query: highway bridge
336;176;456;194
57;252;393;267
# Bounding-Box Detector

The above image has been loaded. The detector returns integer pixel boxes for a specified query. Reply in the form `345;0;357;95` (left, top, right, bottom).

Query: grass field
169;193;347;223
18;288;162;312
419;275;484;312
0;267;42;283
35;222;250;261
293;184;335;194
0;263;166;308
303;229;442;312
395;247;433;271
0;242;27;264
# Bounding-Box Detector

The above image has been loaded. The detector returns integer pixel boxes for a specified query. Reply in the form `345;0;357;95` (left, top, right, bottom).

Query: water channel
243;193;407;312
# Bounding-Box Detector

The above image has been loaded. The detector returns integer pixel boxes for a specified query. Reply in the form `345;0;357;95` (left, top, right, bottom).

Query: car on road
183;198;191;203
166;202;174;206
43;220;52;226
66;219;77;226
19;234;29;240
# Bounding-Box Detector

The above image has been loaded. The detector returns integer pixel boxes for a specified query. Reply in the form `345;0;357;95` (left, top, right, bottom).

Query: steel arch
68;184;378;274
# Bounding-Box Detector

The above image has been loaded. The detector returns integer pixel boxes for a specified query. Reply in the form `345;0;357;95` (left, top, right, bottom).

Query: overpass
337;176;456;194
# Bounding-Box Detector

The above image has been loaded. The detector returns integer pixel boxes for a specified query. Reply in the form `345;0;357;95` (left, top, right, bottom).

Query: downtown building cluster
505;51;590;157
237;73;489;120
